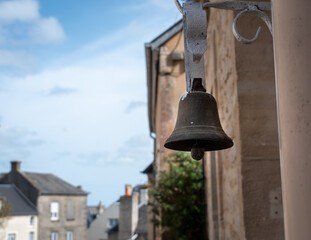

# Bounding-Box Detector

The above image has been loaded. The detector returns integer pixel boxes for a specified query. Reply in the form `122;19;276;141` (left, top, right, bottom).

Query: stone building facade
145;2;284;239
145;20;186;240
87;202;119;240
204;3;284;239
1;161;87;240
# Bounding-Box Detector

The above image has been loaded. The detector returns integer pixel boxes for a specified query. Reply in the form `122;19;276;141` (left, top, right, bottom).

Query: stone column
272;1;311;239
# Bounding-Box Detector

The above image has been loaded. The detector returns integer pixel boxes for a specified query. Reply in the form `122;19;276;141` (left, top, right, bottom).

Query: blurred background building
0;161;88;240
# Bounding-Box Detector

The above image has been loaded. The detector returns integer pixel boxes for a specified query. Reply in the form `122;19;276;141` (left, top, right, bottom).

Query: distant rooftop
145;19;183;51
107;223;119;233
23;172;88;196
0;184;37;216
141;163;154;174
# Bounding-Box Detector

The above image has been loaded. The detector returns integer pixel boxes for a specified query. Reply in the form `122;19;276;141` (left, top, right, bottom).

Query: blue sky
0;0;181;205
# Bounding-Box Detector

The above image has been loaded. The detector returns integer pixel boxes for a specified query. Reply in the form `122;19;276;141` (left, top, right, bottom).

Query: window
30;216;35;226
51;232;59;240
7;234;16;240
29;232;34;240
50;202;59;221
66;202;75;220
107;218;118;228
66;231;73;240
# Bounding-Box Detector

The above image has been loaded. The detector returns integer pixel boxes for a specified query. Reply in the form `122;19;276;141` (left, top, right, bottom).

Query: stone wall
37;195;87;240
154;31;186;175
0;215;38;240
204;7;244;240
204;2;284;240
153;30;186;240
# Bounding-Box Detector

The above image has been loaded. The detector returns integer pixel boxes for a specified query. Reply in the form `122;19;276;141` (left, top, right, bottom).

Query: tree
149;152;205;240
0;198;11;238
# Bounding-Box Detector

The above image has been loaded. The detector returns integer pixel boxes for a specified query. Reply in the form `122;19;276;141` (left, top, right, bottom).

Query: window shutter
66;202;75;220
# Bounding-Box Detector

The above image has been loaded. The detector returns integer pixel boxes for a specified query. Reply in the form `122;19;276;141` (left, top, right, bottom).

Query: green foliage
149;152;204;240
0;199;11;227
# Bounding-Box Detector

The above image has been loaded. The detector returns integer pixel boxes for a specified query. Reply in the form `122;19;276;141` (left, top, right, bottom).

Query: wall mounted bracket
183;2;208;92
175;0;272;44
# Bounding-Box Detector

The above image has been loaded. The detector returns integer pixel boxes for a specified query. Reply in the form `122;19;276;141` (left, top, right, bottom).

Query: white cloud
31;17;65;43
0;0;65;44
0;0;39;22
0;49;37;70
0;124;44;161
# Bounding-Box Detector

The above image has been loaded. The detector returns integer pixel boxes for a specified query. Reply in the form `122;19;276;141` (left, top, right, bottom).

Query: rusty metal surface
183;2;207;92
164;92;233;152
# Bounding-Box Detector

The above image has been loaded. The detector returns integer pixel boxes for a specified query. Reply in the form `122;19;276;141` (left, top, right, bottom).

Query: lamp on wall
164;1;272;160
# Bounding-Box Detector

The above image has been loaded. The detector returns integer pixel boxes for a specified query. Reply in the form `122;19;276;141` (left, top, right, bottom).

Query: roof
0;184;37;216
145;20;183;134
87;206;100;215
145;19;183;51
141;163;154;174
23;172;87;196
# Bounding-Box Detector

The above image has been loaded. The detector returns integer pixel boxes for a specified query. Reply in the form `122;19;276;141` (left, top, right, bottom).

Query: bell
164;92;233;160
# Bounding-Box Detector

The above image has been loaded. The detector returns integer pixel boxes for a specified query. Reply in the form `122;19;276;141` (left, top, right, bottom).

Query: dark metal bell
164;92;233;158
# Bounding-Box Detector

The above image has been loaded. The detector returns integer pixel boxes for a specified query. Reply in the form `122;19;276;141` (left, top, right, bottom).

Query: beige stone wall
234;9;284;240
153;31;186;240
154;31;186;174
204;2;284;240
38;195;87;240
0;215;38;240
204;7;244;240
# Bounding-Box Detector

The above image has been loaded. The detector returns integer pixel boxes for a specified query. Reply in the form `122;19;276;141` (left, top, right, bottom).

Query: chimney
119;192;139;240
125;184;132;196
98;201;104;214
11;161;21;172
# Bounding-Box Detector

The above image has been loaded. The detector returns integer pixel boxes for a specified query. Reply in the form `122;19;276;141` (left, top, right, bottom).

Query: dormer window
50;202;59;221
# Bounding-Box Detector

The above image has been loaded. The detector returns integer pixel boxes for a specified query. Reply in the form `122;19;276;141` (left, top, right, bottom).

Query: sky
0;0;182;206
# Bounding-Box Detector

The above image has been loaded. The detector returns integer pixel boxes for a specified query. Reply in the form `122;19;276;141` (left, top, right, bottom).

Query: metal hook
232;7;272;44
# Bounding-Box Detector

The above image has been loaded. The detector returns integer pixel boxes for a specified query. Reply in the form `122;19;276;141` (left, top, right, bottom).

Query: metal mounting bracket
183;2;207;92
175;0;272;44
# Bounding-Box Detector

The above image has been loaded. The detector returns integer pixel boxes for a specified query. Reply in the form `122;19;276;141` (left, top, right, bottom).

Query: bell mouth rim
164;138;233;151
164;126;233;151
